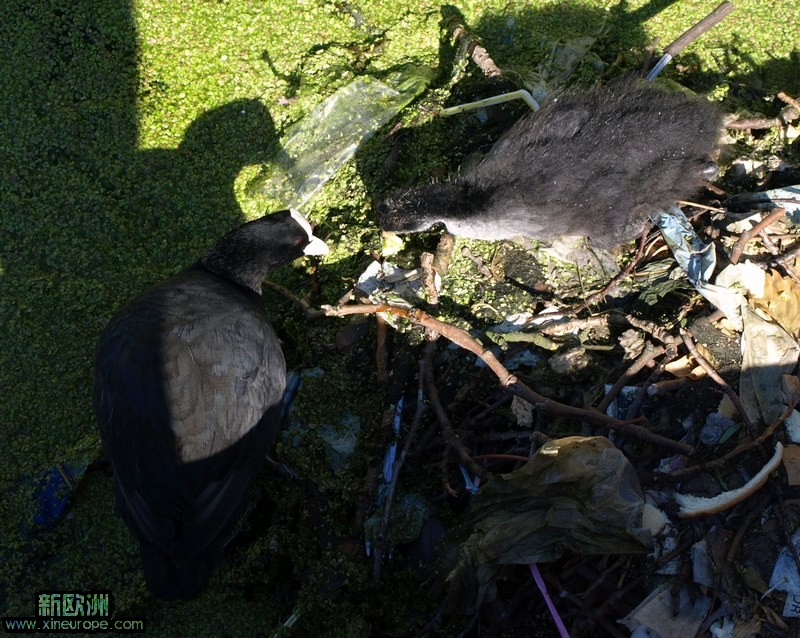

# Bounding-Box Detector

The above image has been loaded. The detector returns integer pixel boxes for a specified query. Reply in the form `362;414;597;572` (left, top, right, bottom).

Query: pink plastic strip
529;563;570;638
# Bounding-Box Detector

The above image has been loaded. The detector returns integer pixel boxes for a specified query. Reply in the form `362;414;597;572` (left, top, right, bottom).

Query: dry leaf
665;355;695;377
664;347;712;379
751;270;800;337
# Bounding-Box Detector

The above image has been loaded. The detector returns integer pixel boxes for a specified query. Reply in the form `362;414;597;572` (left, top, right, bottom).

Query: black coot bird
93;209;327;600
377;83;722;248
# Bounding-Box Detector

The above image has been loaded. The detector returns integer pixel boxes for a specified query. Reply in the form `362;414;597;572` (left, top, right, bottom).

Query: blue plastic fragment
282;370;303;413
459;465;480;495
376;396;404;505
33;462;87;528
646;54;672;81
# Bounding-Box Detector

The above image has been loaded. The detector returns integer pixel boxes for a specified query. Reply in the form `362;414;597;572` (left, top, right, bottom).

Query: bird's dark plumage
93;209;327;600
377;83;722;248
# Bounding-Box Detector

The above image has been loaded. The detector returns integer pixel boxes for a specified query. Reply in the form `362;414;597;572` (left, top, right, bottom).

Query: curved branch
323;303;694;455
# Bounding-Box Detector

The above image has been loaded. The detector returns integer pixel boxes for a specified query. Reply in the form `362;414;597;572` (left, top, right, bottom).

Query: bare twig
471;430;534;444
326;303;515;382
778;92;800;116
444;12;503;78
422;233;456;338
574;229;649;311
759;230;782;255
663;2;734;59
470;453;529;464
676;200;727;213
461;246;494;278
767;243;800;269
433;233;456;280
730;207;787;265
624;315;678;350
679;328;757;438
640;38;659;77
537;314;615;336
751;242;800;284
727;117;783;130
597;342;665;415
376;313;389;385
549;575;627;638
420;252;442;340
491;329;562;351
337;286;355;305
324;303;695;455
727;96;800;130
439;451;458;497
725;493;770;566
595;536;697;618
263;280;326;319
624;345;680;419
659;400;795;479
464;393;513;427
422;348;486;482
421;252;439;309
782;268;800;287
647;377;690;396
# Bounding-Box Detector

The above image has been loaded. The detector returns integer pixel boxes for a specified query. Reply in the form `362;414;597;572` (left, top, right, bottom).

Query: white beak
290;208;329;256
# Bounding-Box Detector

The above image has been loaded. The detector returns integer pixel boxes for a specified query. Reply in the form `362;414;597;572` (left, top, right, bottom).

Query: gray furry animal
377;83;722;248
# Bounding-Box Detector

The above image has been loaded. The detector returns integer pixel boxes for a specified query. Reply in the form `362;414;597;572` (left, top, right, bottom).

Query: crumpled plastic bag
725;183;800;222
652;205;717;287
713;262;800;425
248;66;432;207
655;205;800;425
355;259;426;308
462;436;652;564
447;436;652;609
652;204;747;330
620;583;712;637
